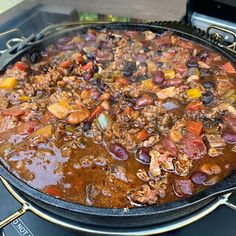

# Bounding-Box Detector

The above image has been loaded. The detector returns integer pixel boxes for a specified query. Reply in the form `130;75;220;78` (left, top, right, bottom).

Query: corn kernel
142;79;154;90
187;88;202;99
0;77;16;89
164;70;175;79
19;95;30;101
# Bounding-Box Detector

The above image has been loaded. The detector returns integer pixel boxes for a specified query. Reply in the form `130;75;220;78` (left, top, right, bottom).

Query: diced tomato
81;62;93;71
175;64;188;77
76;54;84;64
15;61;29;71
181;133;207;159
41;112;55;125
117;77;129;86
44;185;61;197
60;59;73;69
222;62;236;74
87;105;103;121
186;101;203;111
217;80;234;96
137;129;149;141
2;107;25;117
162;51;176;59
16;121;40;135
162;136;177;156
186;120;203;136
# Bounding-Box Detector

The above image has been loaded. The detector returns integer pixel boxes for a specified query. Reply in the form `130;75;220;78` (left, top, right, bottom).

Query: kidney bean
191;171;208;185
109;143;128;161
204;175;220;186
200;163;222;175
174;179;194;197
163;78;183;87
162;136;177;156
223;115;236;132
152;71;165;84
57;43;76;51
57;37;72;45
135;147;151;165
223;132;236;144
136;94;154;107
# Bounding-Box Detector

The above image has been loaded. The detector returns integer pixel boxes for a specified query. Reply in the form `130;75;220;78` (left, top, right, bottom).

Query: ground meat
136;169;150;182
129;184;159;205
174;153;192;176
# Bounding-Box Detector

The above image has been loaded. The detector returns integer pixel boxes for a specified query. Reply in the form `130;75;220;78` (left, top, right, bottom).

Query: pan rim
0;22;236;217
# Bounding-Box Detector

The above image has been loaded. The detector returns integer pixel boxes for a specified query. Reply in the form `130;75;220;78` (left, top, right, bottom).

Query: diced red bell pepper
117;77;129;86
15;61;29;71
16;121;40;135
222;62;236;74
81;62;93;71
60;59;73;69
186;120;203;136
2;107;25;117
44;185;60;197
186;101;203;111
137;129;149;141
76;54;84;64
87;105;103;121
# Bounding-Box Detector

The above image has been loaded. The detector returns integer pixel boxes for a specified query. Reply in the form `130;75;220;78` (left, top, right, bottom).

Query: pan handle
220;194;236;211
0;175;31;229
0;203;29;228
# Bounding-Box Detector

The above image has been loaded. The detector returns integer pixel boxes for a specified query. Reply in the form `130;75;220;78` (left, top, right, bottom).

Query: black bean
143;47;149;52
202;81;215;89
156;50;162;56
123;71;133;77
156;61;163;68
214;117;223;125
82;121;92;132
87;52;95;60
136;147;151;165
201;91;214;104
199;51;208;61
30;52;41;64
123;61;137;77
200;68;210;77
187;57;199;68
93;64;99;73
41;64;49;73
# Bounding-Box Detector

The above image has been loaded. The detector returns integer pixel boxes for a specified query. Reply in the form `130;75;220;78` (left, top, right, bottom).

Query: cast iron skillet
0;22;236;228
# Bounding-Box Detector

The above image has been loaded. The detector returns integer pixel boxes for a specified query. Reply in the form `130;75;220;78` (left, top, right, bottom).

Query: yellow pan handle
0;203;29;228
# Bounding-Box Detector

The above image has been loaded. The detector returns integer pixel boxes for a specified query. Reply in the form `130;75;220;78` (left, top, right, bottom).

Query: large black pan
0;22;236;229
